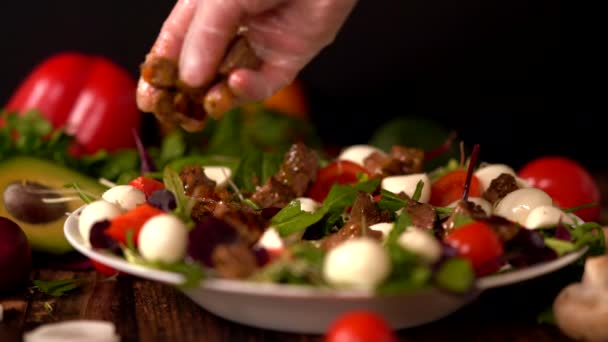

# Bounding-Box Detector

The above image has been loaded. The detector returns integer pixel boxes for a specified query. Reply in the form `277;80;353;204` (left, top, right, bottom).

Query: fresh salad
74;138;605;295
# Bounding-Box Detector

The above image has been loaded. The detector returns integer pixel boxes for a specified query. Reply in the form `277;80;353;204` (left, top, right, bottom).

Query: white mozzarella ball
256;227;284;251
494;188;553;226
338;145;386;166
397;227;442;264
323;237;391;290
474;164;516;192
448;197;493;216
102;185;146;211
369;222;394;241
203;166;232;187
525;205;575;229
138;214;188;264
78;200;122;246
381;173;431;203
295;197;320;213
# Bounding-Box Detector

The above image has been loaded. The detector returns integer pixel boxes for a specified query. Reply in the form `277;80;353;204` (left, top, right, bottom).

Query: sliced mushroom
554;254;608;342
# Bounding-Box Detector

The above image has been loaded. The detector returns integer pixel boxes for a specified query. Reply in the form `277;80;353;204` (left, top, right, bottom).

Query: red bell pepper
4;52;141;154
105;204;164;246
129;176;165;198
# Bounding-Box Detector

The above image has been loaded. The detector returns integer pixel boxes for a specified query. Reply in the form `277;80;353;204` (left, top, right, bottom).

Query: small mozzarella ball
474;164;516;192
203;166;232;187
381;173;431;203
448;197;493;216
323;237;391;290
102;185;146;211
256;227;284;251
397;227;442;264
494;188;553;226
78;200;122;246
138;214;188;264
370;222;394;240
338;145;386;166
295;197;320;213
525;205;575;229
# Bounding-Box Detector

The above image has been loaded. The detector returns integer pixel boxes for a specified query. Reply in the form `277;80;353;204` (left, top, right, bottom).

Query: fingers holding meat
138;34;261;132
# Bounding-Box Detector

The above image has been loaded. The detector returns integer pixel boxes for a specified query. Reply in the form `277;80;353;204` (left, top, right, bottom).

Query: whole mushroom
553;254;608;342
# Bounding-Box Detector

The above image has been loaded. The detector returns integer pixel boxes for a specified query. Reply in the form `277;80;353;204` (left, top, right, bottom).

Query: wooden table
0;259;582;342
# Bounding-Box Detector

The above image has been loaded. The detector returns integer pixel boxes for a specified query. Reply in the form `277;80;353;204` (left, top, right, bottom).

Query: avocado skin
0;157;106;254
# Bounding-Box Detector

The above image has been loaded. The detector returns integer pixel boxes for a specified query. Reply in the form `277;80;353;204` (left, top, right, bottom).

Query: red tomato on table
518;156;601;223
444;221;504;276
307;160;371;202
430;169;481;207
325;310;397;342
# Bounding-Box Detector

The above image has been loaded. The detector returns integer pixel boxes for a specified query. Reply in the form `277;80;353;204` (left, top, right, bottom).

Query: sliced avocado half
0;157;106;254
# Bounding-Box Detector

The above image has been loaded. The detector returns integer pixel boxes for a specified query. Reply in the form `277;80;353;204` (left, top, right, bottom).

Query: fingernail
179;55;203;87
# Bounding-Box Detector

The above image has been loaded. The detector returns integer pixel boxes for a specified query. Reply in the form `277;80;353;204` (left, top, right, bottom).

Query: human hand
137;0;357;120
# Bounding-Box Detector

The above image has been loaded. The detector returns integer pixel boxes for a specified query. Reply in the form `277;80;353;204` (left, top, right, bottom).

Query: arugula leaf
32;278;86;297
563;202;599;213
206;109;244;156
376;243;431;294
544;237;577;256
271;200;326;237
63;182;98;204
271;179;380;237
322;178;380;209
162;166;194;225
159;130;187;164
386;212;412;245
233;149;283;193
434;258;475;293
376;189;408;212
452;213;474;228
570;222;605;256
122;248;204;288
253;243;326;285
412;180;424;202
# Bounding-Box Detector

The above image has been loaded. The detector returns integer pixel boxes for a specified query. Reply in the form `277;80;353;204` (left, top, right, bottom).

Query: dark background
0;1;603;170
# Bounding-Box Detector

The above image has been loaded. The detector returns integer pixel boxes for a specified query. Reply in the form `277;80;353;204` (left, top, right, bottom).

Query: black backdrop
0;1;603;170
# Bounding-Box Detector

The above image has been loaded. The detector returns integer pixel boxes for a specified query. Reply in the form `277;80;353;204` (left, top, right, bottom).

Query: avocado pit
2;181;68;224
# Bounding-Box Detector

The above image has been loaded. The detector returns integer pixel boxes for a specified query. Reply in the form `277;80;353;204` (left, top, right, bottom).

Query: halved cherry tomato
129;176;165;198
444;221;504;276
430;169;481;207
518;156;600;223
307;160;371;202
91;259;119;277
104;204;164;246
325;310;397;342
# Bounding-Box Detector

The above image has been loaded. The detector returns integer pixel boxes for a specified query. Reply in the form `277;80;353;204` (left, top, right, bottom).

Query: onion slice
23;320;120;342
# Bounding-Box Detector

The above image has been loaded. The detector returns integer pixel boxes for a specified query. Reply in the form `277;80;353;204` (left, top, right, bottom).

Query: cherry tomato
129;176;165;198
307;160;371;202
325;310;397;342
91;260;119;277
444;221;504;276
430;169;481;207
518;156;600;222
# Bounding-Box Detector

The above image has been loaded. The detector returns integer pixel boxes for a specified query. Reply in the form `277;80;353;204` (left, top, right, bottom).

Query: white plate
64;207;586;334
